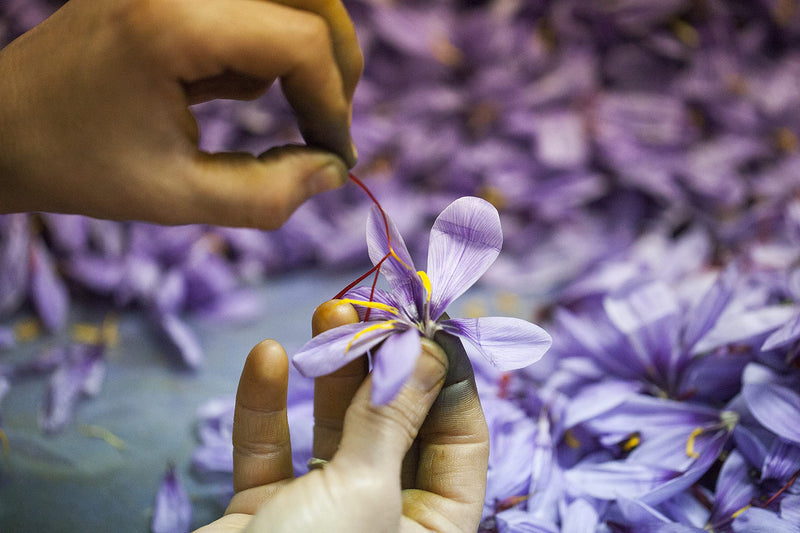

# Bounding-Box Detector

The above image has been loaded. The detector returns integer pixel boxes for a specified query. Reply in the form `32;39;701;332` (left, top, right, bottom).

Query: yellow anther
564;429;581;449
685;427;704;459
389;248;413;271
72;323;103;345
13;319;41;342
0;428;9;463
345;320;398;353
417;270;432;303
621;433;641;452
731;505;751;519
338;299;399;316
80;425;126;450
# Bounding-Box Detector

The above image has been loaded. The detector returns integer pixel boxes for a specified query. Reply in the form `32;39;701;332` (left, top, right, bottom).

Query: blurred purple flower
151;464;192;533
293;197;552;404
39;342;106;434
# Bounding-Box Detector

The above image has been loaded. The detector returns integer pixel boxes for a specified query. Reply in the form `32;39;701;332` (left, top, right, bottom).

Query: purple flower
151;464;192;533
293;197;552;404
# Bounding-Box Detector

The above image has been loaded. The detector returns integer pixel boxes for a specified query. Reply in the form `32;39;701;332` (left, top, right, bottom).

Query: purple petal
693;306;796;354
442;316;551;370
562;380;641;430
732;507;800;533
494;509;559;533
151;465;192;533
193;289;264;323
367;206;424;307
371;327;421;405
427;197;503;319
63;254;126;294
782;494;800;525
762;309;800;352
603;281;679;378
564;461;680;500
0;326;14;350
0;214;31;316
40;213;88;253
39;344;105;434
560;499;600;533
29;238;70;332
743;382;800;444
292;322;398;378
159;314;204;369
681;266;737;350
345;286;407;322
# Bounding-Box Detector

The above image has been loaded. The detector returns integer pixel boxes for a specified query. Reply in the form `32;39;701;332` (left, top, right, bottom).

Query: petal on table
151;464;192;533
159;313;204;370
371;327;421;405
293;321;396;378
29;238;70;332
442;316;551;370
427;197;502;319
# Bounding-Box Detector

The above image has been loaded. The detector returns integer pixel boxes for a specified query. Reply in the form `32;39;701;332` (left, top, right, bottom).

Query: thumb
333;339;448;472
183;145;348;229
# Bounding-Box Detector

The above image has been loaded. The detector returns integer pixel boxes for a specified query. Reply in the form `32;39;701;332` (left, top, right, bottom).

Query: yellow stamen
621;433;641;452
686;427;704;459
345;320;398;353
13;319;41;342
389;248;413;272
80;425;126;450
71;323;103;345
338;299;399;316
731;504;751;519
417;270;432;303
0;428;9;462
564;429;581;449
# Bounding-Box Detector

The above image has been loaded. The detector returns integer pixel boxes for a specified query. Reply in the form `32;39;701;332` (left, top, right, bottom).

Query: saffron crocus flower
293;197;552;404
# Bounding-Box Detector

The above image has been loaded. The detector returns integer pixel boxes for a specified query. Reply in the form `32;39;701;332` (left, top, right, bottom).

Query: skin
0;0;362;228
197;300;490;532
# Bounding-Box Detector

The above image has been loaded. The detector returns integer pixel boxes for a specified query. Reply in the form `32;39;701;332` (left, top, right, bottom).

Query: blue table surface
0;270;517;532
0;270;363;532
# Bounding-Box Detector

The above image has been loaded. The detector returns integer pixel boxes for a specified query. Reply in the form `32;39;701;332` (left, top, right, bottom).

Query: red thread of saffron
334;173;397;321
759;467;800;510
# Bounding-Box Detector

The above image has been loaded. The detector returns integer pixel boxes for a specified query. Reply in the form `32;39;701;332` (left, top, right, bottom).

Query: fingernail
307;158;348;195
409;345;447;392
347;141;358;168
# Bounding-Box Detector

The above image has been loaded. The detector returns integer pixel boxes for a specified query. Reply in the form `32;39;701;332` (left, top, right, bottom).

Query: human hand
197;300;490;532
0;0;361;228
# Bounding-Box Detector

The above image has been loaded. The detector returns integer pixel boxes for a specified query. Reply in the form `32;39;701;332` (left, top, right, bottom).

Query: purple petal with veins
371;327;421;405
366;205;421;314
427;197;502;319
151;464;192;533
293;322;399;378
442;316;551;370
743;381;800;444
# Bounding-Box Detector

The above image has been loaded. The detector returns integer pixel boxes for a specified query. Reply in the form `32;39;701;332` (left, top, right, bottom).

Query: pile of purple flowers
4;0;800;531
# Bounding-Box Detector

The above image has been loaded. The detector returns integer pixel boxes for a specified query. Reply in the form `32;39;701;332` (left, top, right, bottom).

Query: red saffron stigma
333;173;396;321
759;467;800;510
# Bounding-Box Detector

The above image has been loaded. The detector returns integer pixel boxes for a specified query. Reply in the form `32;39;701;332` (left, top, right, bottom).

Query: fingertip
312;300;359;336
238;339;289;409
